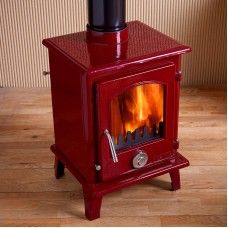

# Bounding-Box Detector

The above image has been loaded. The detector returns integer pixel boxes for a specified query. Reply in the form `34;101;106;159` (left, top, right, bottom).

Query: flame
110;84;164;144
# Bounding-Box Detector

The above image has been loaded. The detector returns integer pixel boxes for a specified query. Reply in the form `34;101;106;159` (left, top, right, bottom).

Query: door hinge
173;139;179;149
175;71;182;81
95;164;101;171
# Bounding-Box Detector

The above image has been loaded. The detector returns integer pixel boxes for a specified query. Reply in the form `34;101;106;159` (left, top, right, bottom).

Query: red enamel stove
43;0;191;220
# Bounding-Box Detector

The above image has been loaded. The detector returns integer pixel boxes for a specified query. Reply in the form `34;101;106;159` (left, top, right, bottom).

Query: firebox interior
110;83;164;150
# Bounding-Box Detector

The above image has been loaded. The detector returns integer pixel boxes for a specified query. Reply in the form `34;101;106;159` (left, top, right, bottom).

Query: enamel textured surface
43;21;191;71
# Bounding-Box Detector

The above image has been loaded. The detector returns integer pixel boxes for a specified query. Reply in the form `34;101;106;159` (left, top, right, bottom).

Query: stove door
96;62;176;181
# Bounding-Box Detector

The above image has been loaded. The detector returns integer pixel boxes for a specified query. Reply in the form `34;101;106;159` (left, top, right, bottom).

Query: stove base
51;145;189;220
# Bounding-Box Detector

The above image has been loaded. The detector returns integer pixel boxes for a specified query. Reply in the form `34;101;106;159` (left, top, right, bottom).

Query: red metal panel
48;48;96;183
96;62;176;181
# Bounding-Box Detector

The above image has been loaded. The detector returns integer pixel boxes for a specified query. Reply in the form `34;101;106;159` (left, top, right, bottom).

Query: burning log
113;121;164;150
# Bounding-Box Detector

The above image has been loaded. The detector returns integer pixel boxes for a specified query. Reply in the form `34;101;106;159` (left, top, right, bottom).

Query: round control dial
132;150;148;169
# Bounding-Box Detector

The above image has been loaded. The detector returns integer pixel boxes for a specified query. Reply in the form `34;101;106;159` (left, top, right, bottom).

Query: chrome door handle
104;129;118;163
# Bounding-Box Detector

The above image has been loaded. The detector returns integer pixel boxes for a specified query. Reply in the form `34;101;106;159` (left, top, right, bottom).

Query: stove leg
83;188;102;220
54;156;65;179
169;169;180;191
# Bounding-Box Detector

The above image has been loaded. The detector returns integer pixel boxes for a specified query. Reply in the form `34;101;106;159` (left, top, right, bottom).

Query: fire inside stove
111;83;164;150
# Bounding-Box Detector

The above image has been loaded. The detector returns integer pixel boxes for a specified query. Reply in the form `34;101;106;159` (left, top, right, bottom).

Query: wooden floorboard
0;87;226;226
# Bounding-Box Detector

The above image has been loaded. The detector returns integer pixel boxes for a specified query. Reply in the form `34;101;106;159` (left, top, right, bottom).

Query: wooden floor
0;87;226;227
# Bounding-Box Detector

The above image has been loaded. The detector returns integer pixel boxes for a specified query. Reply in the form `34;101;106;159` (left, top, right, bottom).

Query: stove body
43;15;191;220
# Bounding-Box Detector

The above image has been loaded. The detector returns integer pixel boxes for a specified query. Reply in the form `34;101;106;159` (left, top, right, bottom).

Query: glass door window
110;83;164;150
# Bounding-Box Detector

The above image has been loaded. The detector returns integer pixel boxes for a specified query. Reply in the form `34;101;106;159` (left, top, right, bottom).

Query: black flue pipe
87;0;126;32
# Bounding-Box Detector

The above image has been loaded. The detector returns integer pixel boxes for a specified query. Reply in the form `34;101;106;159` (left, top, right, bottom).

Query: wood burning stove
42;0;191;220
